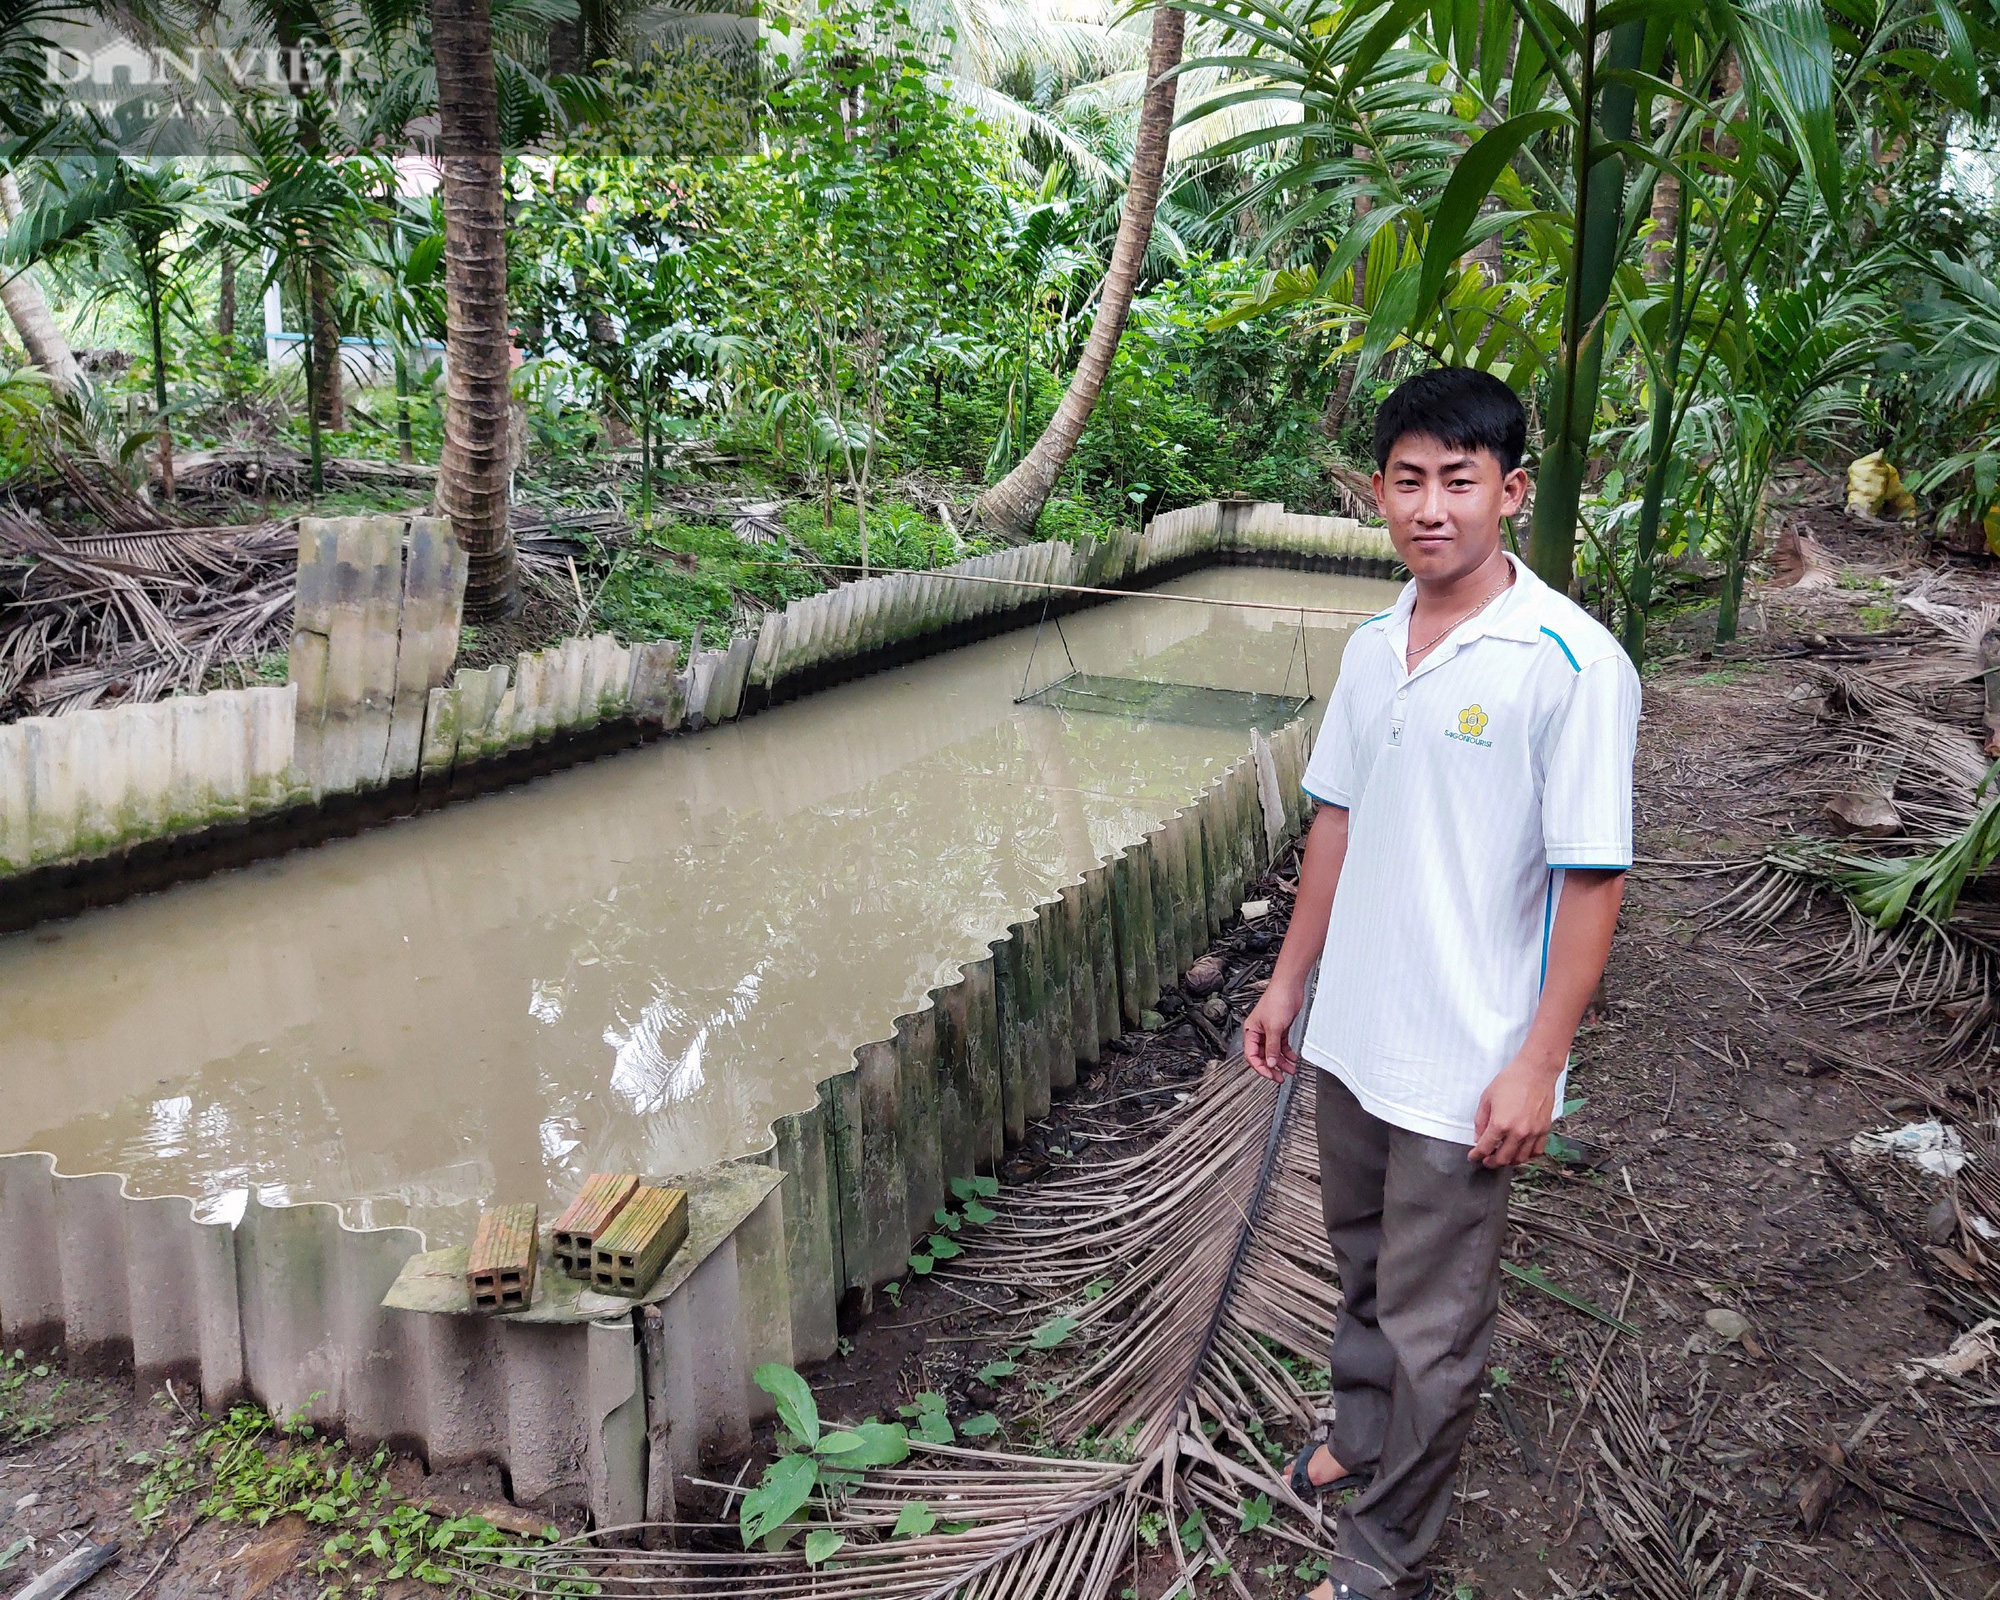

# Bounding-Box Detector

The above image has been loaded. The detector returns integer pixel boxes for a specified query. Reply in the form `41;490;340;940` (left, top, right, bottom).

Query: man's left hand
1467;1055;1560;1169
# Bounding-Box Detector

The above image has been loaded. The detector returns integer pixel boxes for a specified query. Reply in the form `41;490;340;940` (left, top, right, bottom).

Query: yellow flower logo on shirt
1457;704;1489;738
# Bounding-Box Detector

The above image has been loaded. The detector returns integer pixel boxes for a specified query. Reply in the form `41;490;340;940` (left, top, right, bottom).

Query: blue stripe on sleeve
1539;626;1581;671
1539;871;1555;989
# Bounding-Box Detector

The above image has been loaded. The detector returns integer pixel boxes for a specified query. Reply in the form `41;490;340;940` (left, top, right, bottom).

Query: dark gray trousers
1315;1070;1513;1600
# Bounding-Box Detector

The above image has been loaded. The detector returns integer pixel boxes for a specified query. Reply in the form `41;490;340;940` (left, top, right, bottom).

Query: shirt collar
1381;551;1541;678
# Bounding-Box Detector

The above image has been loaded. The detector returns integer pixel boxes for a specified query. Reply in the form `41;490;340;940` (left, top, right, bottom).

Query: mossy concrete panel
850;1038;910;1293
768;1091;841;1364
1109;850;1142;1029
895;1007;944;1235
1060;883;1098;1069
1018;913;1053;1122
729;1185;793;1419
992;933;1027;1146
1084;865;1119;1046
963;955;1004;1171
931;977;978;1189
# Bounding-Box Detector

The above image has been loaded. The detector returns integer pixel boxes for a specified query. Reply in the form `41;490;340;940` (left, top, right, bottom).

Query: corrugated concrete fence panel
749;611;784;691
1252;730;1286;857
233;1192;426;1436
513;650;549;746
0;1155;244;1400
247;685;301;810
0;720;27;872
353;518;408;788
420;688;460;783
172;691;247;825
385;518;443;781
562;637;596;729
288;515;403;796
589;634;632;720
415;1309;597;1510
768;1078;842;1366
287;517;339;789
23;715;79;865
65;706;128;855
586;1318;646;1527
628;640;681;724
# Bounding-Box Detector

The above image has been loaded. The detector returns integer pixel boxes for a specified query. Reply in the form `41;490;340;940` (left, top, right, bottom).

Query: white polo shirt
1299;554;1640;1144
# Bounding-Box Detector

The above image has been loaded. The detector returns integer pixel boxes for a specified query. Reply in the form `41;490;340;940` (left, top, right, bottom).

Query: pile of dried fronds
0;483;297;719
457;1058;1347;1600
1710;597;2000;1073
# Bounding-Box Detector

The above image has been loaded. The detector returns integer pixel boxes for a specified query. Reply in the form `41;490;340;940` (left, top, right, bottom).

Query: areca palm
227;102;370;493
349;197;448;465
1685;274;1881;638
2;151;233;498
1175;0;1849;594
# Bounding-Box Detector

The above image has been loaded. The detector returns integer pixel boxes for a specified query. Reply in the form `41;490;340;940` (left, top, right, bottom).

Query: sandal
1287;1439;1375;1499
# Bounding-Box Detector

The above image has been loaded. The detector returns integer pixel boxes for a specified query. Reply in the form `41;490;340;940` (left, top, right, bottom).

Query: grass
130;1400;588;1599
0;1349;67;1445
781;497;981;572
595;516;820;648
596;498;984;650
202;651;291;693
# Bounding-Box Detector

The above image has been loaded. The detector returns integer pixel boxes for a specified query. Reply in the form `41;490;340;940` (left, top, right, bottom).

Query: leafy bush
783;498;980;572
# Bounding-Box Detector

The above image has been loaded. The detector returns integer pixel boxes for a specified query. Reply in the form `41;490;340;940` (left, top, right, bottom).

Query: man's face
1371;432;1530;586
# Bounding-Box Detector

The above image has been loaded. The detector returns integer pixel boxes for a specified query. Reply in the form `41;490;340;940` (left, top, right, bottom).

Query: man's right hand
1243;974;1307;1082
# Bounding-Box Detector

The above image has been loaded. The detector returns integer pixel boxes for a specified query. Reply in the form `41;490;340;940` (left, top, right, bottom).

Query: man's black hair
1371;367;1527;474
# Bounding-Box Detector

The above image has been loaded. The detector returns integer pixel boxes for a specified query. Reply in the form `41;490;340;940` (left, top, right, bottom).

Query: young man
1243;367;1640;1600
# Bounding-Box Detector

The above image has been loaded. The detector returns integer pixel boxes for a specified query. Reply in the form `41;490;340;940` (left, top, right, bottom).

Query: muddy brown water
3;568;1395;1244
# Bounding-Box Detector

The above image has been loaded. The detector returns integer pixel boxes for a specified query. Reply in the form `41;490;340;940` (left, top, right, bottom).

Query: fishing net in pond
1014;592;1315;732
1018;672;1311;732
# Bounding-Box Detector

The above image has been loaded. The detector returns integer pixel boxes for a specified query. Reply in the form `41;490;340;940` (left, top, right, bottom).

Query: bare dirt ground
6;490;1997;1600
807;496;2000;1600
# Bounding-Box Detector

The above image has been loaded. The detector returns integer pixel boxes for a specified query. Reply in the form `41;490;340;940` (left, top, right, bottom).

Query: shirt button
1395;689;1408;701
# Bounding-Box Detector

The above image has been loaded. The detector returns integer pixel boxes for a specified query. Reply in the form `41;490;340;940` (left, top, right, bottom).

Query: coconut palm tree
970;1;1184;539
433;0;519;619
0;0;85;391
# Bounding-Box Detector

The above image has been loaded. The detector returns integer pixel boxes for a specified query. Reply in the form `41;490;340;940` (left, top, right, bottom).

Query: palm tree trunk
434;0;519;620
1319;178;1370;440
969;4;1184;540
217;244;237;383
147;275;174;501
1525;11;1646;589
309;261;345;432
0;173;80;395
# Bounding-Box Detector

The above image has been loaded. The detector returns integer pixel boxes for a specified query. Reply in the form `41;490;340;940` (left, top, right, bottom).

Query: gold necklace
1407;571;1512;661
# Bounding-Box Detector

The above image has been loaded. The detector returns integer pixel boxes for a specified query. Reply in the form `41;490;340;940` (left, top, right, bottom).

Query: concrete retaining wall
0;500;1386;918
0;687;304;877
0;713;1317;1527
290;514;467;799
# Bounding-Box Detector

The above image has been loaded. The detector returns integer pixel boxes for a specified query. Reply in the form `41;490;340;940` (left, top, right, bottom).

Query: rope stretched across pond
747;560;1386;618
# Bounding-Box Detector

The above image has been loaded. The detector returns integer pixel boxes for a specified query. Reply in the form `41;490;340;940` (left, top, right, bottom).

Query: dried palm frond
1586;1362;1733;1600
1702;601;2000;1071
457;1059;1345;1600
0;503;298;718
